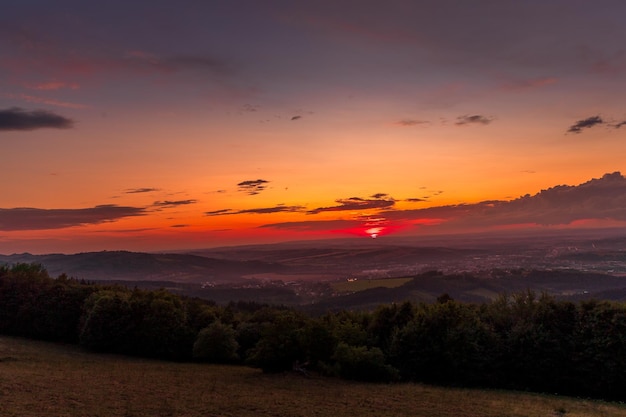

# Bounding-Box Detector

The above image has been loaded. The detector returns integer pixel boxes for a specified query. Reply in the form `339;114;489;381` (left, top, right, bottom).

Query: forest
2;262;626;402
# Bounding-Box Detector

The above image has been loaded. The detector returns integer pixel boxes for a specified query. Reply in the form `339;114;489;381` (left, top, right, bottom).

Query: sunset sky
2;0;626;254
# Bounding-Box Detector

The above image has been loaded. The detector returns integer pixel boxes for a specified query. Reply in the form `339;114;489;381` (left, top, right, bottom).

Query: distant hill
3;229;626;307
0;251;286;284
307;269;626;312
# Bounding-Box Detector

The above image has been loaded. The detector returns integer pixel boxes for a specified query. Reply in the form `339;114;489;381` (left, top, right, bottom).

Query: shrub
332;342;399;382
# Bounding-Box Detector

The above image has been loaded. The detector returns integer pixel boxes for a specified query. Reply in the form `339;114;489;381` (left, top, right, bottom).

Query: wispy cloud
238;179;269;195
567;115;604;134
205;209;233;216
206;205;305;216
291;115;302;121
6;93;88;109
125;188;160;194
0;107;74;131
152;200;197;208
499;77;558;91
2;36;234;83
241;104;260;112
0;205;146;231
455;114;493;126
24;81;80;91
394;119;429;127
260;219;359;231
307;196;395;215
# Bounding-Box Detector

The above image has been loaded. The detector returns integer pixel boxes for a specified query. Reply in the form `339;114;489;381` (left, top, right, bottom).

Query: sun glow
366;227;383;238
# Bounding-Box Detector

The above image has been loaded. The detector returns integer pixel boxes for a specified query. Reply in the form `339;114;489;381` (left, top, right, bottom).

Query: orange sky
1;1;626;253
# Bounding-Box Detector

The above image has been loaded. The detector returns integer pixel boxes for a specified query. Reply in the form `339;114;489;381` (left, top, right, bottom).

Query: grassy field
2;336;626;417
331;277;413;293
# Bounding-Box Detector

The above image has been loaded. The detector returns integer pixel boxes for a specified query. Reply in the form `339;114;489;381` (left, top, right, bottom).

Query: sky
1;0;626;254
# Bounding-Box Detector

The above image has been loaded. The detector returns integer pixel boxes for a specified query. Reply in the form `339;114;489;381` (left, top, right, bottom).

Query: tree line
2;263;626;401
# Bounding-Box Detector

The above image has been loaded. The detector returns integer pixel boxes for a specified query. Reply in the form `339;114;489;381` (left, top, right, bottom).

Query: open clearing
2;335;626;417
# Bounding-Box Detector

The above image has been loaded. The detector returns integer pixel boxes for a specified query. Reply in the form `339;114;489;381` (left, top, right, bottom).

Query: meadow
2;336;626;417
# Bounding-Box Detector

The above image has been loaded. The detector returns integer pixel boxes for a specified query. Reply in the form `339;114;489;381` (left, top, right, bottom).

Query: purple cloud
567;116;604;134
125;187;160;194
259;219;359;231
206;205;305;216
307;196;395;215
261;172;626;232
455;114;493;126
395;119;429;127
238;179;269;195
152;200;197;208
0;205;146;231
205;209;234;216
0;107;74;131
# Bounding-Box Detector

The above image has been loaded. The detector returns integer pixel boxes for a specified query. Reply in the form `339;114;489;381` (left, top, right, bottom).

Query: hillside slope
2;335;625;417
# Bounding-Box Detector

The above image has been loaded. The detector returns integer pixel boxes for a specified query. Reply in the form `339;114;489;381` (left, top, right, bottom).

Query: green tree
127;289;191;359
246;309;308;373
193;321;239;363
79;290;133;352
368;301;415;352
389;301;492;385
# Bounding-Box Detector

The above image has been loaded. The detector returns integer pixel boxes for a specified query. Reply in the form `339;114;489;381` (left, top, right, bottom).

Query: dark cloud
382;172;626;227
308;196;395;215
205;209;233;216
395;119;429;127
611;120;626;129
0;107;74;131
259;219;358;231
96;227;157;234
206;205;305;216
170;224;189;228
152;200;197;208
6;93;87;110
261;173;626;233
125;187;160;194
370;193;389;199
238;179;269;195
291;115;302;120
455;115;493;126
567;116;604;134
0;205;146;231
405;198;426;202
239;205;305;214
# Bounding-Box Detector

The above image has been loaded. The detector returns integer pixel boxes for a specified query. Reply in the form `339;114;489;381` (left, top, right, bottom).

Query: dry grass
2;335;626;417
